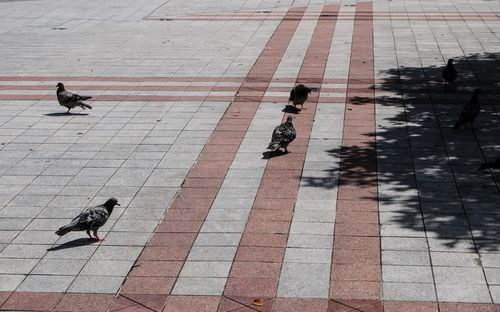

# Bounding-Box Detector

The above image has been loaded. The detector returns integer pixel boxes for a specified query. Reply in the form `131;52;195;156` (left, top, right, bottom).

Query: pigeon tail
267;142;281;151
452;119;464;130
78;103;92;110
55;225;74;236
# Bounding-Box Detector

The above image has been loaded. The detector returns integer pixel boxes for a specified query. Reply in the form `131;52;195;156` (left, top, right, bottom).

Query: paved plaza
1;0;500;310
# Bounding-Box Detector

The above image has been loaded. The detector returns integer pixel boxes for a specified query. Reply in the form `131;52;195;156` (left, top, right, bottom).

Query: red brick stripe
109;7;307;312
219;4;340;310
329;1;381;307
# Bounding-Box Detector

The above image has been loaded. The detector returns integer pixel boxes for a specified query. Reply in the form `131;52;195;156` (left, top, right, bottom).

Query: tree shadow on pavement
305;52;500;252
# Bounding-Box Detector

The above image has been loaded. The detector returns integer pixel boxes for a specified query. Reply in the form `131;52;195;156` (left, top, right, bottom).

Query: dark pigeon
55;198;120;241
479;157;500;170
453;88;481;130
288;84;312;109
442;59;457;85
56;82;93;113
267;115;296;153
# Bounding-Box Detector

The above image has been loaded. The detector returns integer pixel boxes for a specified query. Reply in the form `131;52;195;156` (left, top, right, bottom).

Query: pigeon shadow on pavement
303;51;500;252
44;112;89;116
46;238;98;251
262;149;287;159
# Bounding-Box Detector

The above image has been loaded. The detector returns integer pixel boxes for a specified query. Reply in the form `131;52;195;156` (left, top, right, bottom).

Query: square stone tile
171;277;226;295
32;259;86;275
383;282;436;301
69;275;124;293
382;250;430;266
277;263;330;298
18;275;75;292
284;248;332;264
436;283;491;303
0;274;25;291
187;246;237;261
179;261;232;278
433;267;486;284
80;259;135;276
382;265;433;283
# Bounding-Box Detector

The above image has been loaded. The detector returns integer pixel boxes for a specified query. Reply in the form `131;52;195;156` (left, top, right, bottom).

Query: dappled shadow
305;52;500;252
46;238;97;251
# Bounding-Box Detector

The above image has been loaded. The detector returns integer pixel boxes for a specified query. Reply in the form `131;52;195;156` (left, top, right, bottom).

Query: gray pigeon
56;82;93;113
56;198;119;241
289;84;312;109
453;88;481;129
267;115;296;153
479;157;500;170
442;59;457;85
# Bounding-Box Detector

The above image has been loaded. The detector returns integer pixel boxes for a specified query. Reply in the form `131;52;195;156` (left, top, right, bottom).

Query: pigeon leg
66;108;71;114
86;230;93;240
93;230;104;241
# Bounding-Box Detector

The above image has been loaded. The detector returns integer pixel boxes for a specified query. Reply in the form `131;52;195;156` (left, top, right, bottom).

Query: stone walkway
1;0;500;311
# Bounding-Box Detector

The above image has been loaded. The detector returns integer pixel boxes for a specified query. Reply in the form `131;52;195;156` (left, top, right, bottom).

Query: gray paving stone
80;260;134;276
436;283;492;303
179;261;232;278
0;244;48;258
431;252;481;267
45;245;98;260
172;277;226;295
32;259;86;275
0;230;20;243
382;237;428;251
277;263;330;298
284;248;332;264
187;246;237;261
92;246;144;260
287;234;333;249
101;231;151;246
490;285;500;303
383;282;437;301
0;258;38;274
69;275;124;293
382;250;430;266
383;265;434;283
0;274;25;291
289;222;334;235
193;233;241;247
18;275;75;292
200;220;246;233
433;267;487;284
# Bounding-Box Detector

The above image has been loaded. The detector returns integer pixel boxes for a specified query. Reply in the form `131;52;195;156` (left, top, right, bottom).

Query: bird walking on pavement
442;59;457;85
55;198;120;241
453;88;482;130
267;115;296;154
56;82;93;114
288;84;312;109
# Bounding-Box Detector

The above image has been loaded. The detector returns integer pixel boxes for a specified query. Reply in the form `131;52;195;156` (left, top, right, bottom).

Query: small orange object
252;299;264;306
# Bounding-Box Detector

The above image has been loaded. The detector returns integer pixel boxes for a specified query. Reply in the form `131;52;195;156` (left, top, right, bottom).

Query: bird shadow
46;238;97;251
282;105;301;114
262;150;286;159
44;112;89;116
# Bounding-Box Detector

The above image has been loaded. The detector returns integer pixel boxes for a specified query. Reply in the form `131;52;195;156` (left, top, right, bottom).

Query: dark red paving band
329;2;381;311
218;4;340;312
111;6;308;312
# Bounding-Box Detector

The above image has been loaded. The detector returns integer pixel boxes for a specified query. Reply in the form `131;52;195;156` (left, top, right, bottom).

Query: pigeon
55;198;120;241
288;84;312;109
453;88;482;130
56;82;93;113
478;157;500;170
442;59;457;85
267;115;296;153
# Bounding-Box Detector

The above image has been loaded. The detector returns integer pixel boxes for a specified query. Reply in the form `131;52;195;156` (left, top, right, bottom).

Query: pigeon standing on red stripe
56;82;93;114
442;59;457;85
267;115;296;154
288;84;312;109
55;198;120;241
453;88;482;130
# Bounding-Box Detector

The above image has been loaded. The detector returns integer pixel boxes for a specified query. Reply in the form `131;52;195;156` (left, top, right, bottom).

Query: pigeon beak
116;203;121;206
